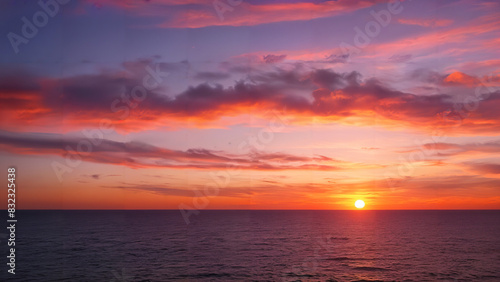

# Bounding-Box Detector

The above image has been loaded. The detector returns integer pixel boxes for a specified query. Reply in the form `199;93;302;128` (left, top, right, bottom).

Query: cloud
463;162;500;174
266;11;499;71
441;71;500;87
2;60;500;134
451;59;500;75
0;130;354;171
409;68;447;85
84;174;120;179
106;183;274;198
89;0;386;28
106;174;500;209
400;140;500;168
324;53;350;64
410;69;495;87
422;140;500;156
262;54;287;64
443;72;478;86
388;54;412;63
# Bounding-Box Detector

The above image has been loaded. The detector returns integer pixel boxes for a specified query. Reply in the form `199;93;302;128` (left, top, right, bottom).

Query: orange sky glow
1;0;500;210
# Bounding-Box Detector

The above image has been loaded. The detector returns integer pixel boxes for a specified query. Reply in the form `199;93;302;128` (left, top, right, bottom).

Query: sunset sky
1;0;499;210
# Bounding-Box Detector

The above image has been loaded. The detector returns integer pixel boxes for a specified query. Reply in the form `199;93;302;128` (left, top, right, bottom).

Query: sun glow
355;200;365;209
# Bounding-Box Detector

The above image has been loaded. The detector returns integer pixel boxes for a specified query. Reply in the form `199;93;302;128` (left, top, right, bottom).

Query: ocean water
3;210;500;281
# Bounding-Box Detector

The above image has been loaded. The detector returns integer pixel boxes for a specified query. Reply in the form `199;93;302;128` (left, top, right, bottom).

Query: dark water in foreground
2;210;500;281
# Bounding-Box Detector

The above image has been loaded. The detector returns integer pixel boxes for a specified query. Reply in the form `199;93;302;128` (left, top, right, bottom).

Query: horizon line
15;209;500;211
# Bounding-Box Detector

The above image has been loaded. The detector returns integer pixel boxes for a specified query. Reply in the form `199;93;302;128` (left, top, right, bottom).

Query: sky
1;0;499;210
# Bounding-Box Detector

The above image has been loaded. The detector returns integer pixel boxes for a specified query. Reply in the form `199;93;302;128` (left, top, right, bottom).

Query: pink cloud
0;130;371;172
86;0;386;28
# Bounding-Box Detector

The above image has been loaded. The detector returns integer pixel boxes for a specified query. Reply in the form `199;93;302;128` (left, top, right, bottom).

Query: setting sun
355;200;365;209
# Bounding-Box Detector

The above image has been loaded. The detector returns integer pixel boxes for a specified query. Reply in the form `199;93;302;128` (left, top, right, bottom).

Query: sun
355;200;365;209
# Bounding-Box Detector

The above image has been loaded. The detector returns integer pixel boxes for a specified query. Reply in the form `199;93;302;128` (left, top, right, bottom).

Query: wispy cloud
2;62;499;134
0;130;361;171
85;0;386;28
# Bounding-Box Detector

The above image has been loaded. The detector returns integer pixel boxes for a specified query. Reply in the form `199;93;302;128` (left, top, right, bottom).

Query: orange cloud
2;63;500;135
287;12;499;66
76;172;500;210
443;71;478;86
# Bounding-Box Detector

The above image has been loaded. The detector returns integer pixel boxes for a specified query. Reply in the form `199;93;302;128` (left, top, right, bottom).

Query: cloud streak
0;130;357;171
86;0;387;28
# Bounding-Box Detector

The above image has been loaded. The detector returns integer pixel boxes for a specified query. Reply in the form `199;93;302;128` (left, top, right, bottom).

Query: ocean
3;210;500;281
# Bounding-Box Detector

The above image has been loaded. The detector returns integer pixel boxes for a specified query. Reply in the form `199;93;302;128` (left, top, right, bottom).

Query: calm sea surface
3;210;500;281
